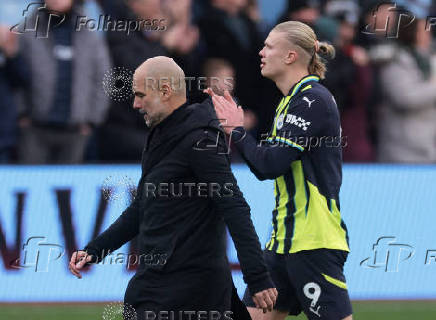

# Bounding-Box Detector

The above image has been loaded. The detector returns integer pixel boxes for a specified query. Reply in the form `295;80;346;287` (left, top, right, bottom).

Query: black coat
84;99;272;313
0;54;27;150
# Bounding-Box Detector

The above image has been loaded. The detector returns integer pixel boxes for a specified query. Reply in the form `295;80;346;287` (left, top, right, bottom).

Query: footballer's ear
160;82;172;101
284;50;298;65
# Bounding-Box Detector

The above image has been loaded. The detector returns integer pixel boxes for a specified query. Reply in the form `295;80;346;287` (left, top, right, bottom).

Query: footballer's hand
69;250;93;279
252;287;278;313
203;88;244;135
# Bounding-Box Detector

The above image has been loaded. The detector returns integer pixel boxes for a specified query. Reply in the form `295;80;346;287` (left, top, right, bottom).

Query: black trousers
125;279;251;320
230;282;252;320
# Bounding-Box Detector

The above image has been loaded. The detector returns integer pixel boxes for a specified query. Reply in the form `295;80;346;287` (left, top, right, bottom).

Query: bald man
69;57;277;320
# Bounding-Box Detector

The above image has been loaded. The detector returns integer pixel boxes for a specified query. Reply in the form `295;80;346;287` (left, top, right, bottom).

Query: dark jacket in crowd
84;99;273;314
0;53;27;150
198;6;281;136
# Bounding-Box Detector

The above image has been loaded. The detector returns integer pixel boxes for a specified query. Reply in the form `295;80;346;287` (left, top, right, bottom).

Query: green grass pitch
0;301;435;320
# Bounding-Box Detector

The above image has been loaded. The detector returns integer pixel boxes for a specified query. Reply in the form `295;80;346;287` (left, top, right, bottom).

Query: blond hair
272;21;335;79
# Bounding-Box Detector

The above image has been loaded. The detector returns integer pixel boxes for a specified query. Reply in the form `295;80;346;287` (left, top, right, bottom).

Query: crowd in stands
0;0;435;164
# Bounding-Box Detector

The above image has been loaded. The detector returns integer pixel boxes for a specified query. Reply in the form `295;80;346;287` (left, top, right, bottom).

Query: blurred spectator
355;1;402;149
198;0;279;137
202;57;256;162
279;0;328;38
323;0;375;162
99;0;201;162
16;0;110;164
203;57;257;131
278;0;321;26
203;58;235;96
243;0;269;37
278;0;339;48
1;0;432;164
377;16;436;162
357;1;401;52
0;26;27;164
104;0;200;81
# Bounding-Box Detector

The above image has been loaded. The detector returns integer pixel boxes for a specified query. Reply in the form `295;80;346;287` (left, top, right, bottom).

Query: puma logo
303;96;315;108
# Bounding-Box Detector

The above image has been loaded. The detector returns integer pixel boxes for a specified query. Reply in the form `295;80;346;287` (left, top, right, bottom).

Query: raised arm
206;89;329;181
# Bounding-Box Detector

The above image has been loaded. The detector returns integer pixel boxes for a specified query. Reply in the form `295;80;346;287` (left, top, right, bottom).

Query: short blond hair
272;21;335;79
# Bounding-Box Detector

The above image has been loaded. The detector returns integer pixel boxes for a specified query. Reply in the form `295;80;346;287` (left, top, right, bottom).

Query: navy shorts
243;249;352;320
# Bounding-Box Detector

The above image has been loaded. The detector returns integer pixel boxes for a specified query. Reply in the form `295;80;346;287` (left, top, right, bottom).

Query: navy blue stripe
341;219;350;249
283;173;295;253
271;180;280;252
303;178;310;217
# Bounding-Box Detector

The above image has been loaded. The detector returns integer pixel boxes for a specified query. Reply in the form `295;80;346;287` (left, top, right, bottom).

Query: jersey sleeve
269;92;330;152
233;92;331;180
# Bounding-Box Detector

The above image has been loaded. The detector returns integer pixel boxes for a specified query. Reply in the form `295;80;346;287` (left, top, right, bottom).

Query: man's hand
252;287;278;313
0;25;18;57
203;88;244;135
68;250;93;279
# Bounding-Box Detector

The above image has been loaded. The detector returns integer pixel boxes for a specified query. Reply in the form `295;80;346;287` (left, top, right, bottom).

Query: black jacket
84;99;273;311
0;53;27;149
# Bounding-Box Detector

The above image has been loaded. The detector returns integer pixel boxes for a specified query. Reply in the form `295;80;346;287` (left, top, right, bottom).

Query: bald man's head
132;56;187;128
135;56;186;96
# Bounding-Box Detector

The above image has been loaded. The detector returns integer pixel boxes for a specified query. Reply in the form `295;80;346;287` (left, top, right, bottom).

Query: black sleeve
232;92;329;180
83;197;141;263
187;129;274;296
5;54;29;88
